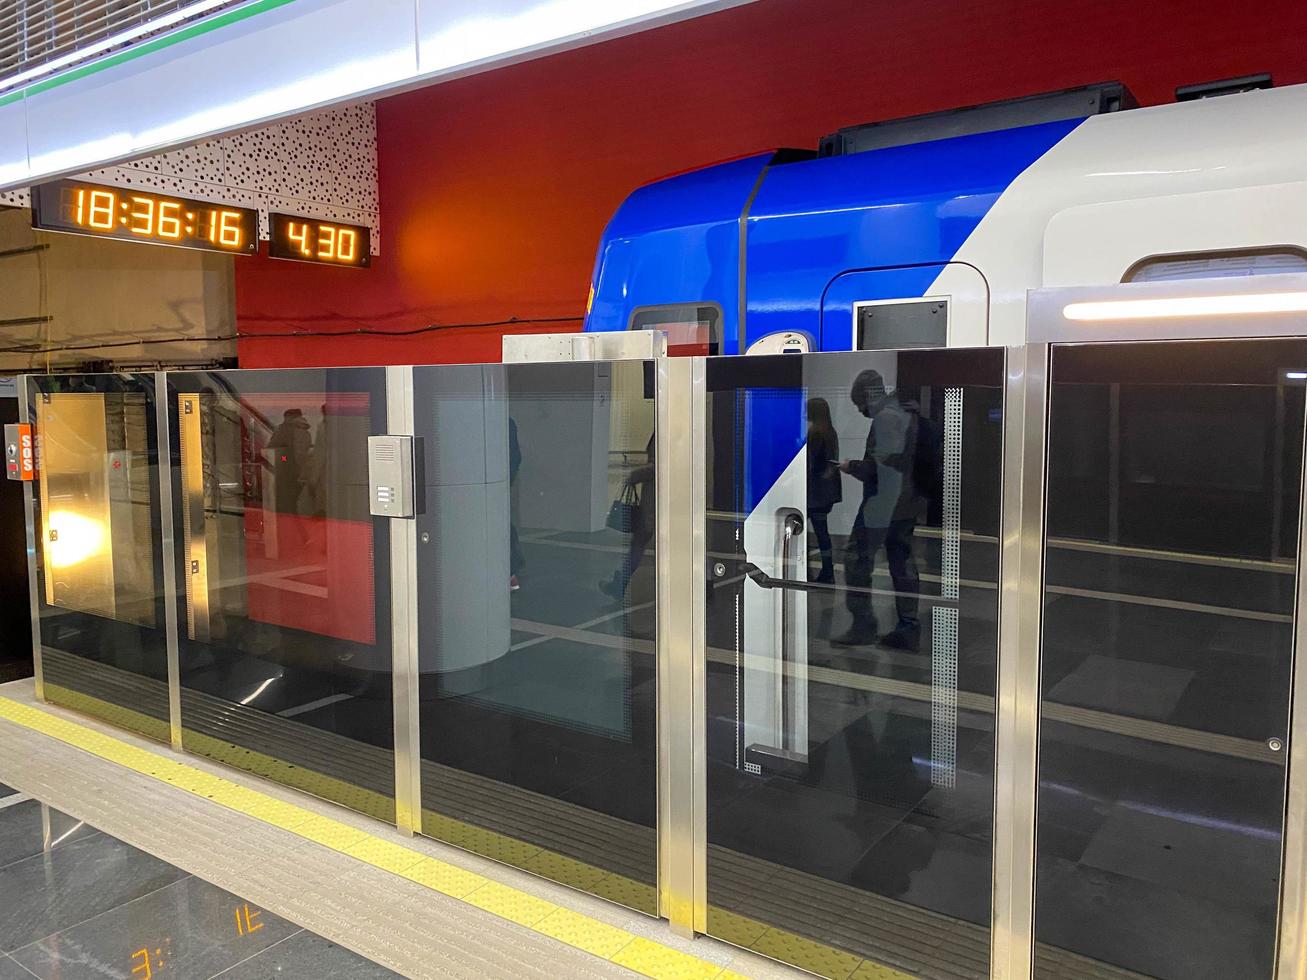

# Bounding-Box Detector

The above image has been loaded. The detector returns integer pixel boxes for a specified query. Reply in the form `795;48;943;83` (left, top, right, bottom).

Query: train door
820;262;989;351
701;345;1006;977
1025;279;1307;980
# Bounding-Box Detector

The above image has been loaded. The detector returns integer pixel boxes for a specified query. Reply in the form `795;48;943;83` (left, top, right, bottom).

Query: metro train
582;80;1307;354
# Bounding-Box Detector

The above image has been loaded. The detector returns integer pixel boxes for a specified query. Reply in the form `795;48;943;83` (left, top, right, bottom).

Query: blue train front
584;81;1307;353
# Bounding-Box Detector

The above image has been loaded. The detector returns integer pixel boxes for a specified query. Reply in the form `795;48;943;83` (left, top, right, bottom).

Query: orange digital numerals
234;902;263;936
284;220;359;263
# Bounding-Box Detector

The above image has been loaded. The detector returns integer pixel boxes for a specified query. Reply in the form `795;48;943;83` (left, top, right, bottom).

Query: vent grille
0;0;245;92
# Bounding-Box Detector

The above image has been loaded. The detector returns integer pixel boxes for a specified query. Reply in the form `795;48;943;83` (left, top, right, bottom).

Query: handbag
606;481;641;533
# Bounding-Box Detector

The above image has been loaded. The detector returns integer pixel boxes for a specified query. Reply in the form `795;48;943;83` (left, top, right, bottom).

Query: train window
1125;247;1307;283
628;303;721;355
855;297;948;350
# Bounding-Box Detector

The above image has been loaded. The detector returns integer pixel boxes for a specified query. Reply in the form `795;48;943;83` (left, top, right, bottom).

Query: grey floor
0;784;398;980
0;678;794;980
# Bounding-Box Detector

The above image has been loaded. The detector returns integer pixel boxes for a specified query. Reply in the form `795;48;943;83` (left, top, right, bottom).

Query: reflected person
268;408;312;515
833;370;922;651
599;433;656;601
509;416;523;592
806;397;842;584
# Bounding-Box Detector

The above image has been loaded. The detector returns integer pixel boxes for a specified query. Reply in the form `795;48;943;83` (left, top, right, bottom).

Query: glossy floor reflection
0;785;397;980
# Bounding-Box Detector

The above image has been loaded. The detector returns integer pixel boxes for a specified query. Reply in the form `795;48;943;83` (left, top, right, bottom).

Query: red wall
235;0;1307;367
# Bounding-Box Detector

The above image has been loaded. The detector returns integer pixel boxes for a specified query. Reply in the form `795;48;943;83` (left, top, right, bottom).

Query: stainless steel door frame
1282;391;1307;980
657;355;707;936
1021;276;1307;980
387;365;422;836
991;341;1049;980
155;372;183;750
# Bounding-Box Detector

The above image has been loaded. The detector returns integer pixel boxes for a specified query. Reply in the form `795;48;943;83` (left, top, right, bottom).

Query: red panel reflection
239;392;376;645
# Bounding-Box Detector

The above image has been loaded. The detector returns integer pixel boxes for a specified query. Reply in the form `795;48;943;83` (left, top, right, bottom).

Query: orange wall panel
235;0;1307;367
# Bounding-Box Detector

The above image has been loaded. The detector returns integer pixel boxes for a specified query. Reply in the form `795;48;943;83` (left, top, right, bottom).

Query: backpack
911;411;944;503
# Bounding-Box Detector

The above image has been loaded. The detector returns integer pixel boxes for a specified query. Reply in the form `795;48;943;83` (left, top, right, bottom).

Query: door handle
740;561;830;592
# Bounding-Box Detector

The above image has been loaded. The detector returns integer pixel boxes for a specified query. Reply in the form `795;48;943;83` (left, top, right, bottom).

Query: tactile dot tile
420;810;468;843
293;815;371;853
589;874;658;914
342;837;427;875
43;687;170;743
229;793;316;829
161;769;226;793
750;928;861;980
460;826;544;866
850;960;917;980
185;734;393;823
522;849;610;892
534;908;635;959
611;937;725;980
706;907;769;948
464;881;557;928
398;857;487;899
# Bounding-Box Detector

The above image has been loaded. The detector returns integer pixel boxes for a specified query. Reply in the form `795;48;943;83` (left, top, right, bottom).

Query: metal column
154;372;184;750
657;355;707;937
387;365;422;836
991;343;1048;980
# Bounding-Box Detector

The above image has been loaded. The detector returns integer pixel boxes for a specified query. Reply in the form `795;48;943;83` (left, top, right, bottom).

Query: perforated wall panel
0;103;379;251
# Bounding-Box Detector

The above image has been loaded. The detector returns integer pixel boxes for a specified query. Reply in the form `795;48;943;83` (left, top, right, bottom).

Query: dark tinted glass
413;361;658;913
29;373;169;741
168;369;394;821
703;348;1004;977
1034;339;1303;979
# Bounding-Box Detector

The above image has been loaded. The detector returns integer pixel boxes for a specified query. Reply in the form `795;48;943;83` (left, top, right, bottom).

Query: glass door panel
413;361;658;913
29;374;169;741
167;369;394;821
1034;339;1303;979
703;348;1005;978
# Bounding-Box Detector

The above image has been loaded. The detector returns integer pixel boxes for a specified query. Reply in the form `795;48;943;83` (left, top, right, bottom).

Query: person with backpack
833;369;926;651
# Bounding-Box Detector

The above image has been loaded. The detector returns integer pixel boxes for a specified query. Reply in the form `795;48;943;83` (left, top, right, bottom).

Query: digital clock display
268;212;371;268
31;179;258;255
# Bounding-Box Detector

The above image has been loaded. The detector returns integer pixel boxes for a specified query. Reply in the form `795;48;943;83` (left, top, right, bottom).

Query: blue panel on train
585;153;771;351
742;388;806;513
744;117;1082;348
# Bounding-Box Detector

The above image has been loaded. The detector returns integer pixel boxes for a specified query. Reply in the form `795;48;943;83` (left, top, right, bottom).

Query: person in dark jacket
833;369;923;650
806;397;842;583
268;409;311;515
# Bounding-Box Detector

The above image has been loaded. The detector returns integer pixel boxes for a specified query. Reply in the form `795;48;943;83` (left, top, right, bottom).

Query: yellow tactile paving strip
7;690;921;980
0;695;743;979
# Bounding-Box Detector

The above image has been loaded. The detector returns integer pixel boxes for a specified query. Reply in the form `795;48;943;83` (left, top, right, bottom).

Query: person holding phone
833;369;923;650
